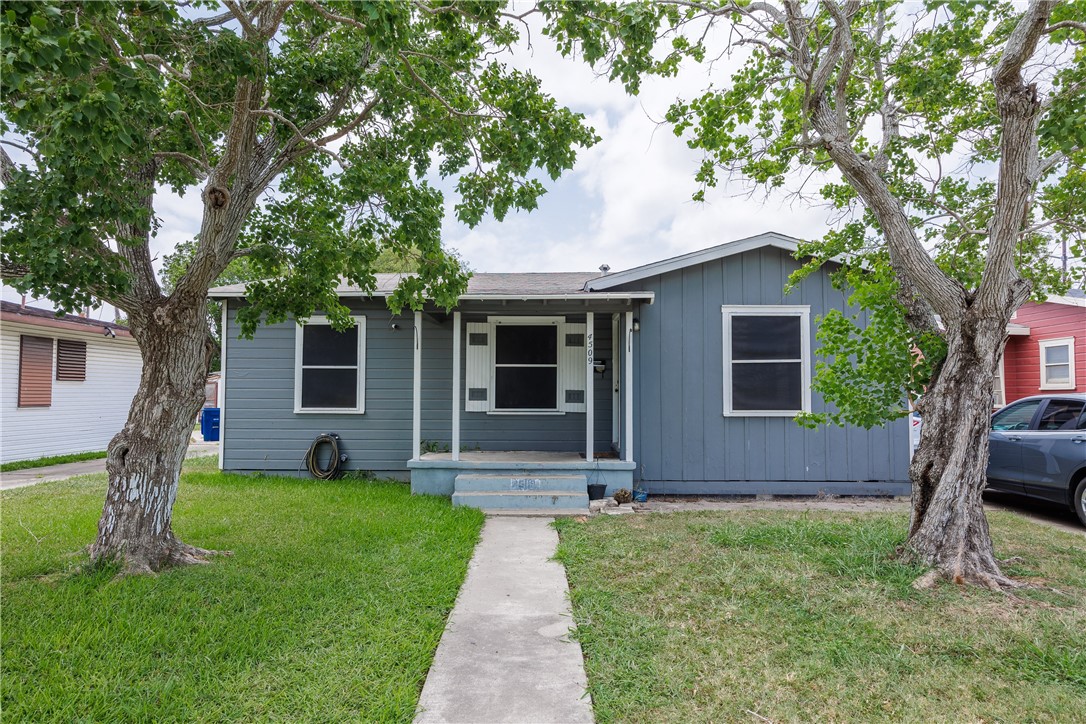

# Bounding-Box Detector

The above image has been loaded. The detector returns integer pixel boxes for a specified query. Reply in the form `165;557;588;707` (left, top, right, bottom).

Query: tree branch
980;0;1056;311
154;151;212;176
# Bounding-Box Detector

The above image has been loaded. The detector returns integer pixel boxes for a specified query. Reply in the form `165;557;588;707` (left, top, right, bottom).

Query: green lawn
1;457;484;723
555;510;1086;723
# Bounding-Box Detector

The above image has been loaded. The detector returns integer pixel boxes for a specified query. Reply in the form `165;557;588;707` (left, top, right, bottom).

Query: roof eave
584;231;848;291
209;290;655;303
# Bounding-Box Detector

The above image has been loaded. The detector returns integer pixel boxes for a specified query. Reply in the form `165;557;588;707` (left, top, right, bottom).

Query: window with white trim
294;316;366;413
1039;337;1075;390
993;353;1006;408
722;305;811;416
464;316;587;414
494;322;559;410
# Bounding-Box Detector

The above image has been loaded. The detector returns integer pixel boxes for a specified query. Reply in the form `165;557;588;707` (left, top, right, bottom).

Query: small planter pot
633;489;649;503
587;483;607;500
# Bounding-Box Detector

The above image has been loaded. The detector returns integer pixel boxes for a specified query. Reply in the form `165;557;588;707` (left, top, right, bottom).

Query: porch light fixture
594;359;607;374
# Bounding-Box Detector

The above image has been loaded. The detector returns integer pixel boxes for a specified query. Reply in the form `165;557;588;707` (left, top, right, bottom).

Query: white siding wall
1;321;142;463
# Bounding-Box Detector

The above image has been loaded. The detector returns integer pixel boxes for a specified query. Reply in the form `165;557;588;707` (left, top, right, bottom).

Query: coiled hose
305;433;343;480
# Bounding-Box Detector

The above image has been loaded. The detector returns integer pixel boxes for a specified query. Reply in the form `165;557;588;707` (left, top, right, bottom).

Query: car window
1038;400;1086;431
991;400;1042;431
1078;409;1086;431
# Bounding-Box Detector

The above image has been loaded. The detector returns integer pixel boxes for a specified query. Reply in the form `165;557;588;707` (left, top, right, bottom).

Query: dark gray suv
988;393;1086;526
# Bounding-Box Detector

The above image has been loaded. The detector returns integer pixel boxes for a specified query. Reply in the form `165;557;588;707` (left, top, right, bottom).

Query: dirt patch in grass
555;510;1085;723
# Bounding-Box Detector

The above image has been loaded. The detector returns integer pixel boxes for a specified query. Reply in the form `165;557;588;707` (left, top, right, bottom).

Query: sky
1;9;837;319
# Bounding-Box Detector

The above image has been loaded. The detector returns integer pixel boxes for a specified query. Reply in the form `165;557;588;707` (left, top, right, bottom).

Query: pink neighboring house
1000;292;1086;406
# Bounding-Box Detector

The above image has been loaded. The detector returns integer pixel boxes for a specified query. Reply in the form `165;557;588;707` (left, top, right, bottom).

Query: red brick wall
1003;301;1086;403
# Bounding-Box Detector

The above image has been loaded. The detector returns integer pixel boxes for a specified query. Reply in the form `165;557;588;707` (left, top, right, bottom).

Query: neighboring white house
1;301;142;464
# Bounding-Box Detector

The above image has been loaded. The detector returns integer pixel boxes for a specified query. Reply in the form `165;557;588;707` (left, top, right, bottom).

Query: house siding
1;321;142;464
221;301;615;475
1004;301;1086;403
616;245;909;494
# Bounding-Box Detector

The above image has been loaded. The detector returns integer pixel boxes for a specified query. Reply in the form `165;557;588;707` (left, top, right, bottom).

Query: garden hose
305;433;344;480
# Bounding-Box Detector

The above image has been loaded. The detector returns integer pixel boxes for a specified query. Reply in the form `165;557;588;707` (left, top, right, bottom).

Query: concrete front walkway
415;517;593;724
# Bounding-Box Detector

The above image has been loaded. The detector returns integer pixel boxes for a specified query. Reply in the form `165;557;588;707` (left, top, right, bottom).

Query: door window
991;400;1043;431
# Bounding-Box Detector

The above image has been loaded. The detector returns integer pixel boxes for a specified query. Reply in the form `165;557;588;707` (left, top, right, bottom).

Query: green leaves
3;1;598;329
545;0;1086;429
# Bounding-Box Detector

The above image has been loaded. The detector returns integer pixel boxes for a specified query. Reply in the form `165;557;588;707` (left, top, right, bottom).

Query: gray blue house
211;232;909;512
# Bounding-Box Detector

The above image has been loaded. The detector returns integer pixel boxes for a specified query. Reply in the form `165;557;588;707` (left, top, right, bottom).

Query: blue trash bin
201;407;220;442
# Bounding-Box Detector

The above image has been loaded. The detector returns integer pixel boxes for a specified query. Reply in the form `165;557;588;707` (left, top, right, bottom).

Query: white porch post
611;313;620;447
624;310;634;463
412;311;422;461
452;311;461;462
586;311;594;463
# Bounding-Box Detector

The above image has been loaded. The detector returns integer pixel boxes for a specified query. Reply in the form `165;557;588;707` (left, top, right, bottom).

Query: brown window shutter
18;335;53;407
56;339;87;381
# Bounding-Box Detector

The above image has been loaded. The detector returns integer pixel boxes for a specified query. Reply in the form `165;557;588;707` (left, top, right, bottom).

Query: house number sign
510;477;542;490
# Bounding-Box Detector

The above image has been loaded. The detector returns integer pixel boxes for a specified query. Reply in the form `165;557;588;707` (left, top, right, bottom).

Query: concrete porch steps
452;473;590;512
453;473;589;492
452;490;590;512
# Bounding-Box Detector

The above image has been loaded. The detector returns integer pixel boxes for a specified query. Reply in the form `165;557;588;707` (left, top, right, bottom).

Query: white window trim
1038;336;1075;390
993;353;1006;408
722;305;811;417
487;315;564;415
294;315;366;414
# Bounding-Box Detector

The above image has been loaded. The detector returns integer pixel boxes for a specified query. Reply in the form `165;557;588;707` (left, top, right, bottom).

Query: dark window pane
495;367;557;409
1038;400;1085;430
732;362;802;411
991;400;1042;430
303;324;358;366
732;316;802;360
495;325;557;365
301;368;358;408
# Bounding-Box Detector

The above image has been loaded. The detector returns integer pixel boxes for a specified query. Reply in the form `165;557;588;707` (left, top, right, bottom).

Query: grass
555;510;1086;723
1;456;484;723
0;450;107;472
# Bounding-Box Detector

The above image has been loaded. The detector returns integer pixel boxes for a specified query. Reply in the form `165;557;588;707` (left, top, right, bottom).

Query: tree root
911;566;1025;592
91;535;232;577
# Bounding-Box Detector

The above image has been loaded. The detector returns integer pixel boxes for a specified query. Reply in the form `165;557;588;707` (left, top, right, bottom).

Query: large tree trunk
900;311;1019;589
89;295;223;574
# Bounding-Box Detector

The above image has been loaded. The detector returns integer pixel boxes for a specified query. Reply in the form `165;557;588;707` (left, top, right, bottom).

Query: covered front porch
404;294;648;511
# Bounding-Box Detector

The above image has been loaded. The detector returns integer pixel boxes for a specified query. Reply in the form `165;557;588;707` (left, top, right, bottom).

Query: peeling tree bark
902;313;1021;589
89;295;224;574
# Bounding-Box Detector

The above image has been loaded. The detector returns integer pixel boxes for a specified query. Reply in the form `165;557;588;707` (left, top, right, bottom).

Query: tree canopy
2;0;597;331
0;0;600;573
544;0;1085;587
545;0;1084;427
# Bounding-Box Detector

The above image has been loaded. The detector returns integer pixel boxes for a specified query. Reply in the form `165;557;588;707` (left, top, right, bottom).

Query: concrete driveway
1;442;218;491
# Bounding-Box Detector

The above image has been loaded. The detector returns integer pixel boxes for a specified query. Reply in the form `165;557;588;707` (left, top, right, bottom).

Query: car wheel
1075;477;1086;528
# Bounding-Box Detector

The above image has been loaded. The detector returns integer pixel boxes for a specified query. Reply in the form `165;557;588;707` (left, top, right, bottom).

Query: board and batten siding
1;321;142;464
615;245;909;494
221;301;614;475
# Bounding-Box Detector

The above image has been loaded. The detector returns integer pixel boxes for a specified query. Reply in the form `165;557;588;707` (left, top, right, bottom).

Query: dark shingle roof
0;300;130;331
209;271;646;298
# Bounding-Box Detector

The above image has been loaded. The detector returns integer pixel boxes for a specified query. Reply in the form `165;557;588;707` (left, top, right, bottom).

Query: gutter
209;290;655;303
